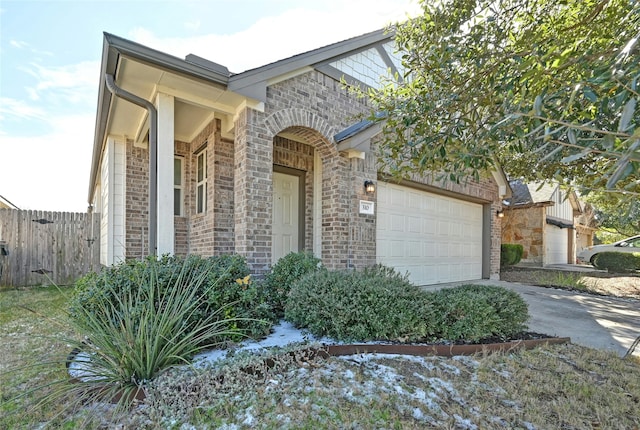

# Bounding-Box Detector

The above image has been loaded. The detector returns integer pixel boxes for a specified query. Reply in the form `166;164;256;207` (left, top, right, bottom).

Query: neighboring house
0;195;19;210
88;29;510;286
502;180;583;265
575;202;597;253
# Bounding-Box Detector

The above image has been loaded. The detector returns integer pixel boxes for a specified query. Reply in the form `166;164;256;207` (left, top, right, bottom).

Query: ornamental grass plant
2;256;272;427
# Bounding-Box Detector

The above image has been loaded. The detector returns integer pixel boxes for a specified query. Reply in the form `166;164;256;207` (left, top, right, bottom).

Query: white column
156;92;175;255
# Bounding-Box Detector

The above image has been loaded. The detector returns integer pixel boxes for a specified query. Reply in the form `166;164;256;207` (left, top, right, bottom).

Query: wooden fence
0;209;100;287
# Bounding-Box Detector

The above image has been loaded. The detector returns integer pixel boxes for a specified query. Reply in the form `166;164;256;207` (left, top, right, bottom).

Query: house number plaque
359;200;375;215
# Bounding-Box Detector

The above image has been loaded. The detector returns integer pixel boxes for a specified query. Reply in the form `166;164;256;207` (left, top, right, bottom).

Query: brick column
234;107;273;274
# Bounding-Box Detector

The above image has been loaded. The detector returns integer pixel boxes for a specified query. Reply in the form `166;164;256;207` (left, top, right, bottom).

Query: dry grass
2;286;640;429
0;286;78;428
501;267;640;300
129;344;640;429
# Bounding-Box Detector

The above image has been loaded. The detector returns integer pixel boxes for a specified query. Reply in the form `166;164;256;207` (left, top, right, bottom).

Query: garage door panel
377;182;483;285
546;225;568;265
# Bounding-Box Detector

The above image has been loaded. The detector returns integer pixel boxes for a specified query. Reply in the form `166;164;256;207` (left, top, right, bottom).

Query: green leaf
534;95;543;115
618;98;637;132
583;87;597;102
561;149;591;164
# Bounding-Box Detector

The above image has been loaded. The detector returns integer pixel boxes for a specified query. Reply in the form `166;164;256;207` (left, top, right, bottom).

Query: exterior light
497;209;504;218
364;180;376;194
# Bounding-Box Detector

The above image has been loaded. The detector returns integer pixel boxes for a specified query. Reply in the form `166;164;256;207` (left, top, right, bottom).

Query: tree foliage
584;191;640;236
369;0;640;194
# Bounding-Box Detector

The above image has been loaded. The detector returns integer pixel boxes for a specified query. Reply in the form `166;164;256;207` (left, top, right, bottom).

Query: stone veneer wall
501;205;546;265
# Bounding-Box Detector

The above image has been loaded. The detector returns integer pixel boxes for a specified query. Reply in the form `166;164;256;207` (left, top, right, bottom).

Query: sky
0;0;421;213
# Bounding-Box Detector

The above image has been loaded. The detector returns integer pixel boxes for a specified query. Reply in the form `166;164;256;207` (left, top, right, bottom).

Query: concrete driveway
423;280;640;358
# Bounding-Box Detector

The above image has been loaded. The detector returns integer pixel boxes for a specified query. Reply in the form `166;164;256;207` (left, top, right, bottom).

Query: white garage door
545;225;568;265
376;182;484;285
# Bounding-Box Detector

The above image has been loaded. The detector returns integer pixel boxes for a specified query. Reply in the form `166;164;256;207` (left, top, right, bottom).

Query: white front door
272;172;300;264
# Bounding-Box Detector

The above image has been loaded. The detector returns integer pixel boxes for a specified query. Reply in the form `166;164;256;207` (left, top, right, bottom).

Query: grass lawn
1;284;639;429
0;285;79;428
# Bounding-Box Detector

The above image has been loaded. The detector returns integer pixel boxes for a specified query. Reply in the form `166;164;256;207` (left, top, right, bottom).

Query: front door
272;171;300;264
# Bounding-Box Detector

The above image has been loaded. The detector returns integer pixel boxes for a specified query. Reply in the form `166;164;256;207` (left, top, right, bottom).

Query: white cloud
0;112;94;212
0;97;46;122
184;19;200;32
129;0;421;73
22;61;99;106
10;39;28;49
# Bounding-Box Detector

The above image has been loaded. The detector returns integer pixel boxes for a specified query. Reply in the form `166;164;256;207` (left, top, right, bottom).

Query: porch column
156;92;175;255
233;107;273;274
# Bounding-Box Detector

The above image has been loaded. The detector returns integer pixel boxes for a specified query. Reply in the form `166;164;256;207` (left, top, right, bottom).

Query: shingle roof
507;180;556;206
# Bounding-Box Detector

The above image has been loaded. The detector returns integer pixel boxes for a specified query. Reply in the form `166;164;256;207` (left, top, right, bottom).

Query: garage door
545;225;568;265
376;182;484;285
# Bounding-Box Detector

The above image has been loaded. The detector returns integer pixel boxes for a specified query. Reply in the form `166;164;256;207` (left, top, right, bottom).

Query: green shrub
70;254;273;343
66;257;251;409
592;252;640;273
262;251;323;317
284;265;435;342
501;244;524;267
428;285;529;342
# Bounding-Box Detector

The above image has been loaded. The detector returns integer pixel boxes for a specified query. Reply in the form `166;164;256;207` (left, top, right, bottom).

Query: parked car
577;235;640;264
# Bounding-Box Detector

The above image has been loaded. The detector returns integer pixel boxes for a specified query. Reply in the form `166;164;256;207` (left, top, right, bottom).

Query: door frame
273;164;306;252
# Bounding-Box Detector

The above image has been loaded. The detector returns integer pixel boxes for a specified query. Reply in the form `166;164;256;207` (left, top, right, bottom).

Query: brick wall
121;69;503;280
125;141;149;259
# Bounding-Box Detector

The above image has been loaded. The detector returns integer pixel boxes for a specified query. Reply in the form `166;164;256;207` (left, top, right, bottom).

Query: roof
88;28;398;204
0;194;19;209
506;180;583;213
507;180;558;206
228;28;394;102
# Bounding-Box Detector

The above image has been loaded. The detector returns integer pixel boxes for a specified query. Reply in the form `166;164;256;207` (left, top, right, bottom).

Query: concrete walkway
422;280;640;358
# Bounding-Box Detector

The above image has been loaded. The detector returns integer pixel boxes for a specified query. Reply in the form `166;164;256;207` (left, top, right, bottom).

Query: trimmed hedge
285;265;436;342
592;252;640;273
285;265;530;343
501;243;524;267
70;254;274;343
429;284;529;342
262;251;323;317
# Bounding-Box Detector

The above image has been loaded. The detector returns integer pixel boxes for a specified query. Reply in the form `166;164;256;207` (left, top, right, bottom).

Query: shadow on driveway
422;279;640;357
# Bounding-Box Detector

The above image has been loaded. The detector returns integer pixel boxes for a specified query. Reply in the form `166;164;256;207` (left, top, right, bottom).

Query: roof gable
228;28;401;102
507;180;582;212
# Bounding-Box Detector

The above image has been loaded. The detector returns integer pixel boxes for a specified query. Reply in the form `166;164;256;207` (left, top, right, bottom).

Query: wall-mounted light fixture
496;209;504;218
364;180;376;194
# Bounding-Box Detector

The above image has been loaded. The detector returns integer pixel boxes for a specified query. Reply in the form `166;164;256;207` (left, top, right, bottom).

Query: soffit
107;57;245;142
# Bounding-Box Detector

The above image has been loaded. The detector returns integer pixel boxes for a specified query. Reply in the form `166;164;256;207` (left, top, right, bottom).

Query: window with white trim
174;156;184;216
196;150;207;214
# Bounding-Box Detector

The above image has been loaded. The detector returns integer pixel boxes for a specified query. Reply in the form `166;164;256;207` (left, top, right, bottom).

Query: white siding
546;188;573;222
100;148;109;266
112;140;125;263
100;137;126;266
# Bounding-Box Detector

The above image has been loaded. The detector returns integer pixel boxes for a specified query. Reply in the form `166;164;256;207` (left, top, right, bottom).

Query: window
196;150;207;214
174;157;184;216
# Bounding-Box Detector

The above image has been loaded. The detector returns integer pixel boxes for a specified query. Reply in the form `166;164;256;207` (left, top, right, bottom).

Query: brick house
88;29;509;286
501;180;584;265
